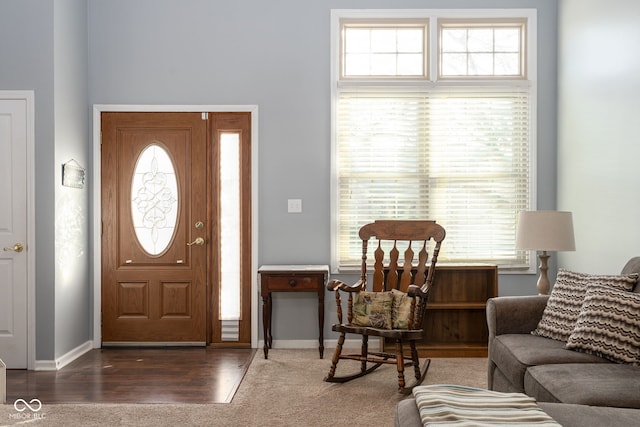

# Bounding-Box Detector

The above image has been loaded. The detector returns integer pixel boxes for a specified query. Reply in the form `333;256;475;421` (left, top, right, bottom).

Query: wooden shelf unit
385;264;498;358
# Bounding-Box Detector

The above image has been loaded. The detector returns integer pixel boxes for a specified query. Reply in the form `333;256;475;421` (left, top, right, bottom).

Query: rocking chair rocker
324;220;445;394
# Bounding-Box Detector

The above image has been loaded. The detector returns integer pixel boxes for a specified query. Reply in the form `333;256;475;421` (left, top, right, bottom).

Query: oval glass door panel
131;143;179;256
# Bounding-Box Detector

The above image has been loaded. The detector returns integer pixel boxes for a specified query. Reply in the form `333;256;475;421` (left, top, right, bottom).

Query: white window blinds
336;85;531;269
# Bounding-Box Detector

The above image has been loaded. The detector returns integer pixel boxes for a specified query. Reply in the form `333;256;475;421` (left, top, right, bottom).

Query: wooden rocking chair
324;220;445;394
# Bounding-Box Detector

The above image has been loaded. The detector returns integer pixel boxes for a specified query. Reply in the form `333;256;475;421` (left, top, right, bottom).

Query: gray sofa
395;257;640;426
487;256;640;408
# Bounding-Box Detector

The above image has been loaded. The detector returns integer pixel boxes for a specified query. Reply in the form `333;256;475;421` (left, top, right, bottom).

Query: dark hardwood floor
6;347;256;404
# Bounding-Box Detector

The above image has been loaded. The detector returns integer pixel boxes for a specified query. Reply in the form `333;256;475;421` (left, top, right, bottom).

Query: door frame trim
92;104;259;349
0;90;36;369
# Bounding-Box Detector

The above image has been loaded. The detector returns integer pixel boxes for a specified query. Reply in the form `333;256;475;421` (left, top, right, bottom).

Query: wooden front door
102;112;207;342
101;111;252;345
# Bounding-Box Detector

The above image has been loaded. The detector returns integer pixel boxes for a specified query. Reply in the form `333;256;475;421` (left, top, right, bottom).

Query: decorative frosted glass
131;144;178;256
219;133;241;321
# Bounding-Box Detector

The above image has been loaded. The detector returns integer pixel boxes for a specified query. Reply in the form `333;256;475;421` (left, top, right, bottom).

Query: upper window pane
439;21;525;78
342;22;427;78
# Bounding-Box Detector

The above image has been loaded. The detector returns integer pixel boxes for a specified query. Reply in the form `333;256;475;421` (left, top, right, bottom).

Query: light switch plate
287;199;302;213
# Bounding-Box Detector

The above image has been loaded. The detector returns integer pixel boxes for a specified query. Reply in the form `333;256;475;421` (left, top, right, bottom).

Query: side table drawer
264;274;323;291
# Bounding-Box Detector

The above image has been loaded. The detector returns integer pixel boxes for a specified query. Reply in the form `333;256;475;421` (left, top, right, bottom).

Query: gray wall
0;0;89;362
53;0;90;361
1;0;57;360
88;0;559;341
0;0;559;357
558;0;640;274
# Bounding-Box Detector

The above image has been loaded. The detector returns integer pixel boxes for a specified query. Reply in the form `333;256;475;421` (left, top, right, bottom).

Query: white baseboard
31;339;377;371
34;340;93;371
102;342;206;347
257;338;381;352
1;358;5;404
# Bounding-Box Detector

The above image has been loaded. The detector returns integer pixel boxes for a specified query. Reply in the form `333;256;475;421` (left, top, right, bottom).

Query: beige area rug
0;349;487;427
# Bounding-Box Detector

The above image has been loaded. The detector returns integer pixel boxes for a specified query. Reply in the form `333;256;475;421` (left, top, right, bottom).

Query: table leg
318;289;324;359
262;292;271;359
267;293;273;348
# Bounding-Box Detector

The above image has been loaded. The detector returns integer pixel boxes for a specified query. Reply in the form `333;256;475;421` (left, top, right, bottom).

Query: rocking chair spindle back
324;220;445;393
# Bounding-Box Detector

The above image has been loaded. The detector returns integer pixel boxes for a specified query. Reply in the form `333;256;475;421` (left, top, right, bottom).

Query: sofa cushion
524;363;640;408
532;269;637;342
540;403;640;427
492;334;608;391
566;285;640;365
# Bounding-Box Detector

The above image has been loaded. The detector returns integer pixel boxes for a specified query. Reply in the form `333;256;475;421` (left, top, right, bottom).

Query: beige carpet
0;349;487;426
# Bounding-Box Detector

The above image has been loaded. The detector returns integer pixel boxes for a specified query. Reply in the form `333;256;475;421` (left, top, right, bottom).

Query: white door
0;92;32;369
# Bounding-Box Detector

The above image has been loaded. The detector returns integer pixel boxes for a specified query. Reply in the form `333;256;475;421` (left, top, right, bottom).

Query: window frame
330;9;538;274
340;18;430;80
438;18;528;80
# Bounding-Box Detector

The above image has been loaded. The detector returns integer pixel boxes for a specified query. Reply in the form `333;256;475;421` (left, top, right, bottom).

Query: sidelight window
219;132;241;322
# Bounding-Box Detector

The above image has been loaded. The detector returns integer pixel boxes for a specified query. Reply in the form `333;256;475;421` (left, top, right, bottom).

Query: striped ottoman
412;384;560;426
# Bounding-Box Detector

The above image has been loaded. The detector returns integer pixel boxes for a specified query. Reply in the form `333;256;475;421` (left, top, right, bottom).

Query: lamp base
537;251;551;295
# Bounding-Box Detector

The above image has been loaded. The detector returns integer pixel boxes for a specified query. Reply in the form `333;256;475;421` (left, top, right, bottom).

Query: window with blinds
332;11;536;271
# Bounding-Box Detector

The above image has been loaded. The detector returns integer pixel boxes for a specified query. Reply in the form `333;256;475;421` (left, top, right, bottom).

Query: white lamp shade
516;211;576;251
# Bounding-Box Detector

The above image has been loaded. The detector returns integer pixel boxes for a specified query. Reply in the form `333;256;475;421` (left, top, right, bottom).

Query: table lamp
516;211;576;295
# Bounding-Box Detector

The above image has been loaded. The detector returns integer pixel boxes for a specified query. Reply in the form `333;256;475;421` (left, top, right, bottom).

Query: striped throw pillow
532;269;637;342
566;285;640;365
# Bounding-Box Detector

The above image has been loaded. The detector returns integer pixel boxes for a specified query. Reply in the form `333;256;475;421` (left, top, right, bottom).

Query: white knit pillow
566;285;640;365
532;269;637;342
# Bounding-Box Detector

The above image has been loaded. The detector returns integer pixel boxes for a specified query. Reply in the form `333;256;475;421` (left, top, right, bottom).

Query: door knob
3;243;24;253
187;237;205;246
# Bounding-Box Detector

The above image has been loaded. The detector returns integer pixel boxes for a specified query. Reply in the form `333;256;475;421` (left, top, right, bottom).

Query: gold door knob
3;243;24;253
187;237;205;246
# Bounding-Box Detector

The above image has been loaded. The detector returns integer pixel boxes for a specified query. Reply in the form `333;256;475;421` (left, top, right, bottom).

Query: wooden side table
258;265;329;359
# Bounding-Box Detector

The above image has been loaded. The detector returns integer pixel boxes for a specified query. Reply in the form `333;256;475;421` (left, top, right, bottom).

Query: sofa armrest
486;295;549;339
486;295;549;390
487;295;549;341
